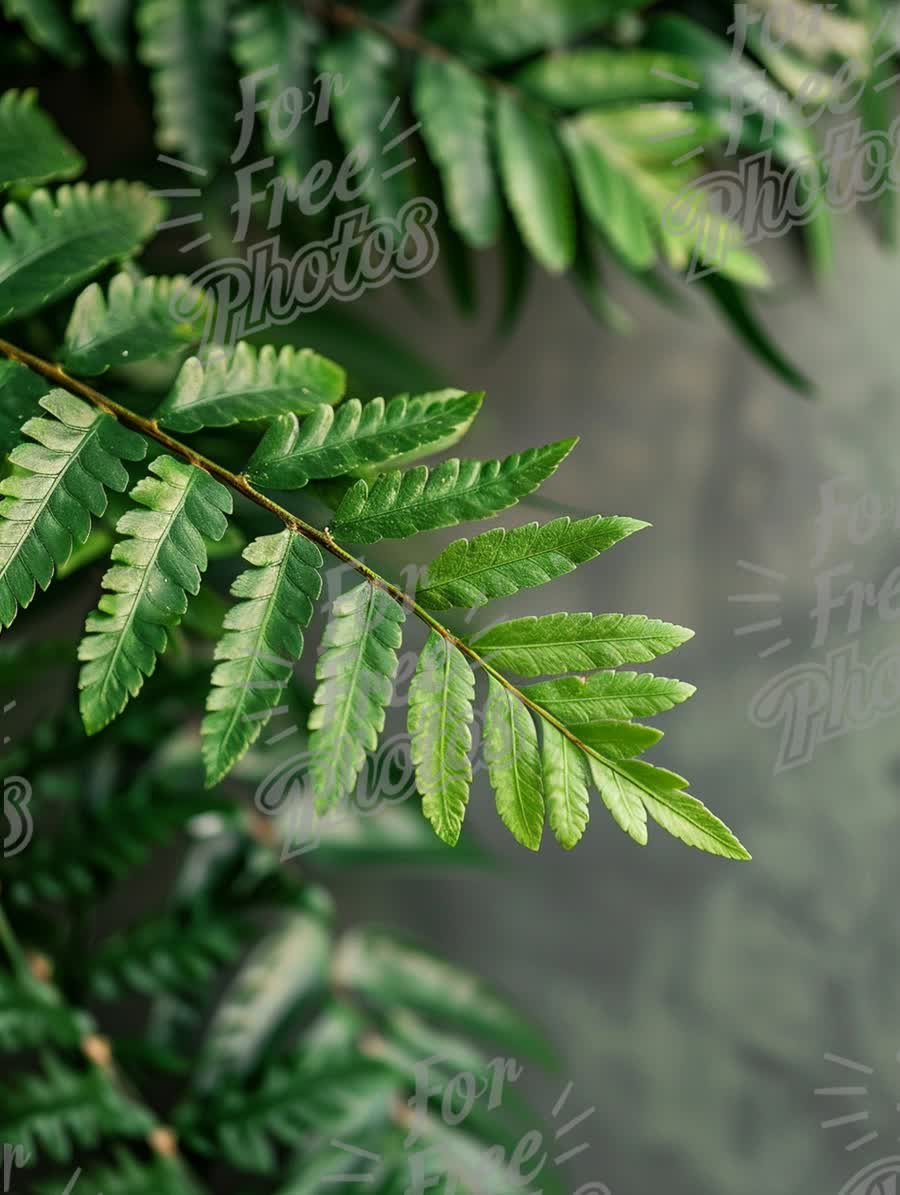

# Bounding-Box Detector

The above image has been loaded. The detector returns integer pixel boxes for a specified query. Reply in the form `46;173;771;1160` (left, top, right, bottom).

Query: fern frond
318;29;412;221
176;1056;400;1174
136;0;232;171
562;109;770;286
231;0;321;182
0;972;92;1052
408;631;475;847
307;581;406;812
0;1053;153;1164
37;1149;203;1195
86;911;248;1002
5;784;230;908
522;671;695;722
0;390;147;631
78;455;232;734
0;182;162;323
332;439;577;543
413;59;501;249
61;273;214;376
195;904;332;1090
201;529;323;787
333;927;553;1061
156;343;346;433
587;755;751;859
0;89;83;189
247;390;483;489
73;0;131;62
495;90;575;274
471;611;693;674
484;676;545;851
416;514;644;610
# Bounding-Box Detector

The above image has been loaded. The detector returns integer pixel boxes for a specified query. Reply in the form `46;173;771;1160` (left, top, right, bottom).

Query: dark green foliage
5;0;887;384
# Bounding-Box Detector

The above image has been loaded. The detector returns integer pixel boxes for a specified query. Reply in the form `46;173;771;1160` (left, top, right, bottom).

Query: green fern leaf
585;752;647;844
231;0;321;182
86;911;248;1001
484;675;544;850
495;90;575;273
0;972;93;1053
176;1056;399;1174
542;721;590;849
73;0;131;62
201;529;323;787
471;611;693;674
427;0;627;66
333;927;553;1061
0;90;83;189
332;438;577;544
37;1149;203;1195
588;755;751;859
522;671;695;723
516;48;703;106
307;581;406;812
416;514;643;610
413;58;501;249
5;782;228;909
0;182;162;324
195;904;332;1091
408;631;475;847
562;109;770;286
156;343;346;433
0;1053;153;1164
576;718;664;759
0;390;146;631
2;0;82;63
78;455;232;734
60;273;214;376
0;359;48;458
319;29;413;221
136;0;232;171
247;390;483;489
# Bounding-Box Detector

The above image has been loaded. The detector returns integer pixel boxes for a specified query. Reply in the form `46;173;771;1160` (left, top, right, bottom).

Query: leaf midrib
211;537;297;771
91;475;194;715
508;693;535;843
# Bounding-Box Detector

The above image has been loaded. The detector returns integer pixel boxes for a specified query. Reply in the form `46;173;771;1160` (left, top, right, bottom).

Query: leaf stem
0;336;623;767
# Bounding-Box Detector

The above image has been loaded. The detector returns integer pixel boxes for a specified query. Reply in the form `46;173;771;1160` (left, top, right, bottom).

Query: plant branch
0;336;629;772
